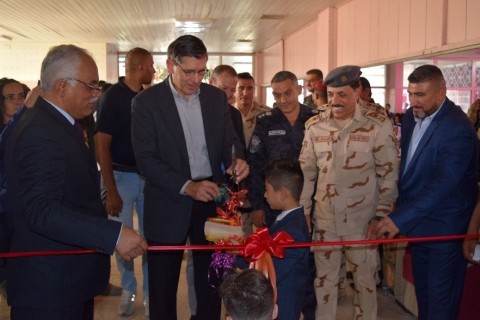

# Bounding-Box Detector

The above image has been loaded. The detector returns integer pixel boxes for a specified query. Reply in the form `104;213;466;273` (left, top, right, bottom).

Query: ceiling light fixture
175;19;212;34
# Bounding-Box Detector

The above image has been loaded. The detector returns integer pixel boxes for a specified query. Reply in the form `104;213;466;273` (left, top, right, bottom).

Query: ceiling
0;0;348;53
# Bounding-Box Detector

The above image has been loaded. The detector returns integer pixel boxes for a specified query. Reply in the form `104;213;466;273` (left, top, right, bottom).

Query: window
403;58;480;112
266;86;275;108
361;65;386;106
118;53;252;84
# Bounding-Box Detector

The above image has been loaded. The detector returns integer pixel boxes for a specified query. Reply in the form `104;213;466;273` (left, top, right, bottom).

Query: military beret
314;80;327;92
324;65;362;87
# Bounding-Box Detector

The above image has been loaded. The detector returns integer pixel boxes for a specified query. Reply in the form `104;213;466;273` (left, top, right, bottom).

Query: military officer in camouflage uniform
303;69;324;110
299;65;399;320
234;72;271;148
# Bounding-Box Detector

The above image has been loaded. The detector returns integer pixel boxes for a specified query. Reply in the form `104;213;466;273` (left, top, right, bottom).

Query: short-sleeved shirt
236;101;271;147
247;104;319;224
95;77;139;167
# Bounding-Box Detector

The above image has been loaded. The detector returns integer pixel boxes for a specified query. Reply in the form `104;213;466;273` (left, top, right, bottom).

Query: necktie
74;120;84;141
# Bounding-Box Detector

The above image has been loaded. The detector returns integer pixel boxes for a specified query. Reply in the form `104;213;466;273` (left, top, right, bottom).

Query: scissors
230;144;238;184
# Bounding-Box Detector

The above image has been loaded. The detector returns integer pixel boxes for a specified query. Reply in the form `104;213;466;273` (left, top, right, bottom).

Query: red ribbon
239;227;294;262
1;234;479;259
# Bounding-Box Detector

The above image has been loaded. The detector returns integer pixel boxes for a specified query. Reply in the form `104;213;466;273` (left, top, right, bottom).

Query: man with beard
299;65;398;320
372;64;478;320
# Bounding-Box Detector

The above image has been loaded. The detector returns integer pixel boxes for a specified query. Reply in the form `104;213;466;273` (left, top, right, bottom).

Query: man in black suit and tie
5;44;147;320
131;35;249;320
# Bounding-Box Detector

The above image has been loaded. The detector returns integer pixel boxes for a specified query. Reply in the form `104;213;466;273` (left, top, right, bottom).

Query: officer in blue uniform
247;71;319;227
246;70;320;320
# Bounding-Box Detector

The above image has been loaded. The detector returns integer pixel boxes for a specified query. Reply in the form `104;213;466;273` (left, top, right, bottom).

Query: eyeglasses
175;64;207;78
64;78;102;92
3;93;26;102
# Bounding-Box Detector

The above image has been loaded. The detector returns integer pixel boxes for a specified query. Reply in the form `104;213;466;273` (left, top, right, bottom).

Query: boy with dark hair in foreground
238;158;309;319
221;269;277;320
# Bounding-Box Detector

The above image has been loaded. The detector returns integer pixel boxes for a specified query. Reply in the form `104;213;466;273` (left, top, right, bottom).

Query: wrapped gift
204;218;243;244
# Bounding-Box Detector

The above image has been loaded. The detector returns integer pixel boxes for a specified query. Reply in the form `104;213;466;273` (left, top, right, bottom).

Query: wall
0;42;116;88
258;0;480;79
258;41;283;86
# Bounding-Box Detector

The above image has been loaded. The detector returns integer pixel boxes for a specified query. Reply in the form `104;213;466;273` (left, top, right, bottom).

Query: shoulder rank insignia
364;110;386;123
305;114;320;129
257;111;272;120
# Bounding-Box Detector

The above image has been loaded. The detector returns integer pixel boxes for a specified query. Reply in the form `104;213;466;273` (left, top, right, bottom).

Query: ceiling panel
0;0;348;52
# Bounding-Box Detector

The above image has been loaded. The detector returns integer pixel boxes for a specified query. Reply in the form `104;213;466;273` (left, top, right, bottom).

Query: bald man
95;47;155;317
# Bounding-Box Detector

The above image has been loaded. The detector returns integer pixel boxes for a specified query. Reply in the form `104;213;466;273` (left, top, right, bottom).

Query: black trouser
147;200;221;320
302;252;317;320
0;213;13;283
11;298;94;320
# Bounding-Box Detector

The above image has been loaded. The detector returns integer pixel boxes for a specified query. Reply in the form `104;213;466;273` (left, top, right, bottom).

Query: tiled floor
1;252;417;320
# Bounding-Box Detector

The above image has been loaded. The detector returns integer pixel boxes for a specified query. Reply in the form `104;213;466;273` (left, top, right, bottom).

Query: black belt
112;163;138;173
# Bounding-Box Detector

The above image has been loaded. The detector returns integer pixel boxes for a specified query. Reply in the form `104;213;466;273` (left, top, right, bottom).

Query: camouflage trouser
313;230;378;320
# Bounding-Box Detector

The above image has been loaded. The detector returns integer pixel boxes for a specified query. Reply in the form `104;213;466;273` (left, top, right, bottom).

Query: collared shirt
168;77;212;180
236;101;271;147
404;99;445;170
275;206;302;222
45;98;75;124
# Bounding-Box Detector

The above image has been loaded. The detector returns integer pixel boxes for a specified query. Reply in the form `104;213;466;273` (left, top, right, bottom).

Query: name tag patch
349;134;369;142
315;136;332;142
268;130;286;136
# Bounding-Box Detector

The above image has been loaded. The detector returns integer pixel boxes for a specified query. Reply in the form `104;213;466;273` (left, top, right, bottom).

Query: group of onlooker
1;34;479;320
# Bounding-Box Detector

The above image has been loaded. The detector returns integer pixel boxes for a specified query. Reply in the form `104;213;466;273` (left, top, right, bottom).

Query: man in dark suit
131;35;249;320
372;64;478;320
5;44;147;320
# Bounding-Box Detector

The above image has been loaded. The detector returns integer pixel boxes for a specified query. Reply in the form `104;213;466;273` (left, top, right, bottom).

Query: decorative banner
1;233;479;259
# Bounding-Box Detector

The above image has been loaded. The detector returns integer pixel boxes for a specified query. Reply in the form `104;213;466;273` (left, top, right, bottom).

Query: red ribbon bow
239;227;294;262
215;189;248;226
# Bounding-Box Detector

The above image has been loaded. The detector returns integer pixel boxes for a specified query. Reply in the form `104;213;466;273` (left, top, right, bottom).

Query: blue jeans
107;171;148;297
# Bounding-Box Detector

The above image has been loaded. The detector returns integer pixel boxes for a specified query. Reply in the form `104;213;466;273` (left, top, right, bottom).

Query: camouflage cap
324;65;362;87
